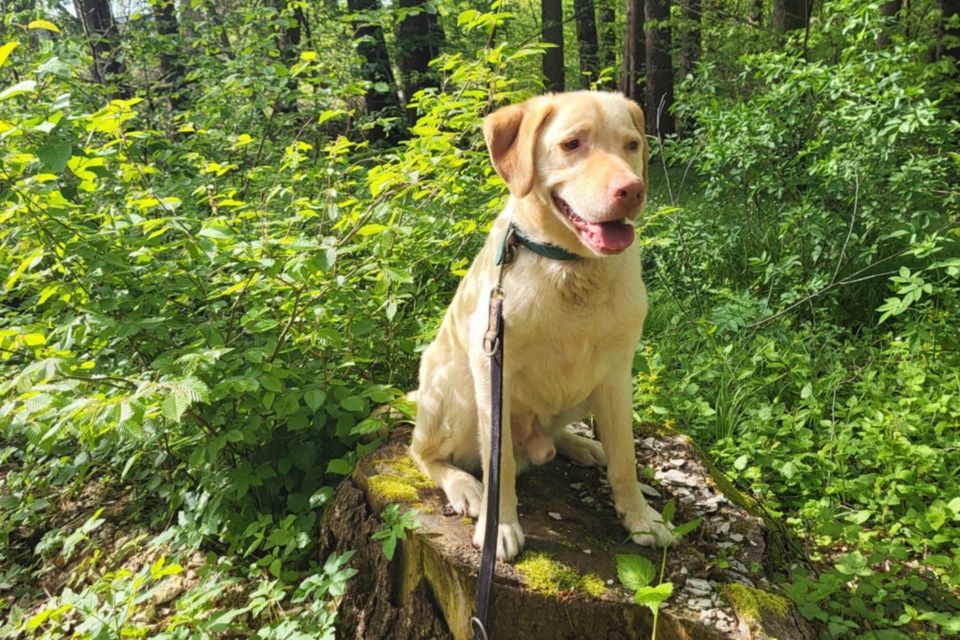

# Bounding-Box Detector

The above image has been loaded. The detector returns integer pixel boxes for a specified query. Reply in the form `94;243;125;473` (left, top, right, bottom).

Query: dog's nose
610;177;645;203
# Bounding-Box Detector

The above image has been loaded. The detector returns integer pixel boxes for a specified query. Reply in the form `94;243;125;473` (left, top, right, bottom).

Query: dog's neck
505;197;635;305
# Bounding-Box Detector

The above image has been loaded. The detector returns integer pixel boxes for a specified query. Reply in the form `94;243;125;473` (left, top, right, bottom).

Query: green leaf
340;396;365;412
661;499;676;526
261;375;283;392
671;517;702;538
358;224;388;236
326;458;354;476
27;19;61;33
304;388;326;411
616;553;655;591
0;80;36;101
633;582;673;609
37;141;72;173
0;42;18;68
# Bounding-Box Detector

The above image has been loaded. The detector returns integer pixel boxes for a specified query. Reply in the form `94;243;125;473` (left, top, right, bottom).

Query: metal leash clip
483;224;518;357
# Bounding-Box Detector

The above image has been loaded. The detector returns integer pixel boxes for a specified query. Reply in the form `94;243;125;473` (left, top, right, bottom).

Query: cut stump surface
319;426;815;640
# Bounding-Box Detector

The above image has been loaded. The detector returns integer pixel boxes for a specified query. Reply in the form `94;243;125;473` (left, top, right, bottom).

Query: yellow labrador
411;91;674;561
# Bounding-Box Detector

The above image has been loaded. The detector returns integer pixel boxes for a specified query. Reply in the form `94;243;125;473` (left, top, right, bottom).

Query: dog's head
483;91;649;256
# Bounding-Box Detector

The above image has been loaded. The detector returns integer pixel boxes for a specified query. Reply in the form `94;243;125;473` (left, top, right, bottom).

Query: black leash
470;223;578;640
471;225;518;640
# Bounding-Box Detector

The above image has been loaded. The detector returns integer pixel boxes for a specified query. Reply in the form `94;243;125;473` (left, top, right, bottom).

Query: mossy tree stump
319;426;816;640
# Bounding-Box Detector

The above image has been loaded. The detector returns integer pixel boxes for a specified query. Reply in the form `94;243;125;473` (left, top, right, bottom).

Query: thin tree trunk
876;0;901;47
679;0;700;79
542;0;565;92
74;0;127;93
153;0;185;110
644;0;674;136
597;0;617;89
772;0;808;33
622;0;644;104
573;0;600;88
397;0;444;114
347;0;404;141
751;0;763;26
937;0;959;61
941;0;960;118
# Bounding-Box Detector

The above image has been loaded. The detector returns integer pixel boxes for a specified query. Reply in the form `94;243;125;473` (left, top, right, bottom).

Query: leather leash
471;225;517;640
471;222;578;640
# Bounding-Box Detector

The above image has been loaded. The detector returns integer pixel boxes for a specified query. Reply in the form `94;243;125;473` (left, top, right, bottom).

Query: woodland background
0;0;958;637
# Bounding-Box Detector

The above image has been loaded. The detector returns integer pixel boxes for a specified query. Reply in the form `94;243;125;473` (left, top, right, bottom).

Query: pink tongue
578;220;636;253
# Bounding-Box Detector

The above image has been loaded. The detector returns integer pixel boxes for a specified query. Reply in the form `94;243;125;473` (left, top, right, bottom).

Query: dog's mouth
551;193;636;255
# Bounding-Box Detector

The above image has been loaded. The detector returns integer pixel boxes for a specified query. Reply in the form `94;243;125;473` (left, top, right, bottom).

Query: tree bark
541;0;565;92
645;0;674;136
937;0;960;62
153;0;186;110
679;0;700;80
573;0;601;88
876;0;901;47
396;0;445;113
347;0;404;141
597;0;618;89
74;0;126;93
772;0;809;33
622;0;645;104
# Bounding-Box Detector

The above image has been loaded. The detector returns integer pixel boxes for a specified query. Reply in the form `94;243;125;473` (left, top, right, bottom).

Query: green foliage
371;504;421;560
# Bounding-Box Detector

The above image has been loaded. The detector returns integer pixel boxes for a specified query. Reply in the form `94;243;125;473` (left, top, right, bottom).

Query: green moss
515;552;606;598
373;454;433;487
722;583;790;621
579;573;607;597
366;452;436;507
368;474;421;503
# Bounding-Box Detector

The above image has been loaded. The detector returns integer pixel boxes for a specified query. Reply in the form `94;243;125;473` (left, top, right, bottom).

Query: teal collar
495;222;579;265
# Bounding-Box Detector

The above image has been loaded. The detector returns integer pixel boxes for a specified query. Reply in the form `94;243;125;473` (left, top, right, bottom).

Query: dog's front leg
592;366;675;547
470;355;524;561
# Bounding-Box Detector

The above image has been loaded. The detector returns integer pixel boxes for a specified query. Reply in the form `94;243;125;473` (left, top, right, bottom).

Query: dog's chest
503;260;646;412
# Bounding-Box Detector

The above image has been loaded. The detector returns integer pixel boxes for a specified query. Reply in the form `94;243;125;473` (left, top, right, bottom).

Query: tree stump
319;425;816;640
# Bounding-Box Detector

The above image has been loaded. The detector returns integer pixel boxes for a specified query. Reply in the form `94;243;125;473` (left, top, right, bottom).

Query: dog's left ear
483;99;553;199
626;100;650;193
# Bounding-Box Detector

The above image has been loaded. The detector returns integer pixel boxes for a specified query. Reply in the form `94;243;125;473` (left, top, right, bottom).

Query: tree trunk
573;0;601;88
751;0;763;27
396;0;445;114
347;0;404;141
597;0;618;89
320;427;817;640
876;0;901;47
74;0;126;93
645;0;674;136
771;0;808;33
153;0;186;110
679;0;700;80
622;0;645;104
937;0;960;61
541;0;565;92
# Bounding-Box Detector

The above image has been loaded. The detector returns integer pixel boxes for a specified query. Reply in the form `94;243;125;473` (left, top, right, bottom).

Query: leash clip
470;617;490;640
482;285;504;357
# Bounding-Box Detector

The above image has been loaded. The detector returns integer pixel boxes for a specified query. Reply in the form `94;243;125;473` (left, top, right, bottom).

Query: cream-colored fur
411;91;675;561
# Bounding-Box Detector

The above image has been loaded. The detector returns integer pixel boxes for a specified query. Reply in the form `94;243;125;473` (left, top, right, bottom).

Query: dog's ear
483;99;553;199
626;100;650;192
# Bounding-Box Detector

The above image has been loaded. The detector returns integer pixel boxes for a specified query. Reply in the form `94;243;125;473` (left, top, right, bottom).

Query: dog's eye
562;139;580;151
628;140;640;151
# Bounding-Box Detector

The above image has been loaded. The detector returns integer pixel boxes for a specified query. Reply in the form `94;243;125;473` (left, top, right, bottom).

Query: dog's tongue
575;218;636;253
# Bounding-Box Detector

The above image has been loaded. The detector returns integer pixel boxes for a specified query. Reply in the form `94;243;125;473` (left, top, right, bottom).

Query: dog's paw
445;474;483;518
472;520;525;561
624;503;676;548
557;433;607;467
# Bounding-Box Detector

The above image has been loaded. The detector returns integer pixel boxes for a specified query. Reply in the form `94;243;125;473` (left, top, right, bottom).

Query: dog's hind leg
555;426;607;467
411;372;485;518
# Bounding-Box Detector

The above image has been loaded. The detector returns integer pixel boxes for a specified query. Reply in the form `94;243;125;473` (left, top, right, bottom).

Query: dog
411;91;675;561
